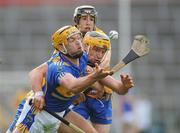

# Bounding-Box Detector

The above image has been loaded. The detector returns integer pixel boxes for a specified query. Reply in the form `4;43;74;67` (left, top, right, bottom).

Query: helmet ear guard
73;5;98;24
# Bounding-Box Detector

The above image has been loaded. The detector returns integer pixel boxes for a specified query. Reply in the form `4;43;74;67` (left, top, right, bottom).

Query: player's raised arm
28;62;48;92
99;74;134;95
56;63;112;94
28;62;48;109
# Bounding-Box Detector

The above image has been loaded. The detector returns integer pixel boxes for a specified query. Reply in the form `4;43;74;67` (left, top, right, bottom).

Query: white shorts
15;100;65;133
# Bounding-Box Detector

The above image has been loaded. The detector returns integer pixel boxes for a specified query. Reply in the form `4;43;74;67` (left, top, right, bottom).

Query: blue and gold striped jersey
42;52;88;112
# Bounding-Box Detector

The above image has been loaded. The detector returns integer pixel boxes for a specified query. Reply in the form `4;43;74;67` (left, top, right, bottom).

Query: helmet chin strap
61;42;83;59
61;43;68;54
65;51;83;59
87;61;95;67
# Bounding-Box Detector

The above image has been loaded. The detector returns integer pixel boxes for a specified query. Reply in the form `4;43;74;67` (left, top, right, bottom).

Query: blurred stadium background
0;0;180;132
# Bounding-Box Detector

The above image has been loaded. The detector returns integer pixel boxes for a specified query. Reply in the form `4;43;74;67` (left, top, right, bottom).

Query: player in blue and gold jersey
12;25;112;133
7;5;109;133
7;5;118;133
29;5;112;114
59;31;134;133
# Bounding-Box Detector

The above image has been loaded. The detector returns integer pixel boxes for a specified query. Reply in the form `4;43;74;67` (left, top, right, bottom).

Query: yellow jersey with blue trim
95;27;105;34
42;52;88;112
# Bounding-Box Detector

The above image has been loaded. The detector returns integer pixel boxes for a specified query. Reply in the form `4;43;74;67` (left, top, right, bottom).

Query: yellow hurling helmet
52;25;81;54
83;31;110;51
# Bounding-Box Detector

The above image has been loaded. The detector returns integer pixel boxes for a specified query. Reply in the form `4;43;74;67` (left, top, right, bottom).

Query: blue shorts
8;98;26;132
72;96;112;124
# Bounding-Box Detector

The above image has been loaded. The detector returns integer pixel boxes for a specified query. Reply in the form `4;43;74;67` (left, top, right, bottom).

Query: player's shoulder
47;50;60;64
48;52;87;73
48;53;64;69
48;59;72;76
48;60;63;71
95;27;105;34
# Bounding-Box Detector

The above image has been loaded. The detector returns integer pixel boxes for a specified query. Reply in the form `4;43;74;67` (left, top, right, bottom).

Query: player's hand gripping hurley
111;35;150;73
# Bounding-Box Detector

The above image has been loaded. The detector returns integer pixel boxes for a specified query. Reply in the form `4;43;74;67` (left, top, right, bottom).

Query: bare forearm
28;62;48;92
62;73;100;94
29;71;43;92
61;64;112;94
100;76;128;94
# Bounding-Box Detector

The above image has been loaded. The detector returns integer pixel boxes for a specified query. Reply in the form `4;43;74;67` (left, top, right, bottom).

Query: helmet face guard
52;25;82;55
73;5;98;24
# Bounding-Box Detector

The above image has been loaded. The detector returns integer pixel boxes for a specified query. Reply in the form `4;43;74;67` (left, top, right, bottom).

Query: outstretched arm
60;64;113;94
99;74;134;95
28;62;48;109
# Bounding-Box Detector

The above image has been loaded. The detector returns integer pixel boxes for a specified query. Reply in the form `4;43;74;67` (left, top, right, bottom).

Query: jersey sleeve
47;61;72;86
